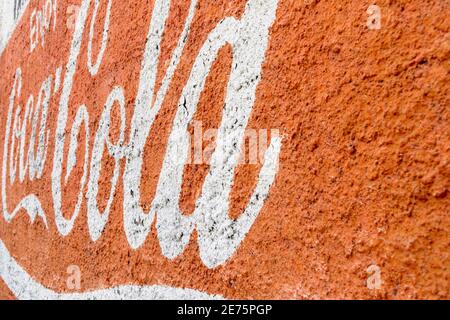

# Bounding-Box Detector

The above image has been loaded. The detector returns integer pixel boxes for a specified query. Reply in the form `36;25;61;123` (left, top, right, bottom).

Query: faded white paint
51;0;91;236
87;86;126;241
29;0;58;52
0;239;223;299
123;0;281;268
1;0;281;299
87;0;111;75
155;0;281;268
2;68;48;227
0;0;29;55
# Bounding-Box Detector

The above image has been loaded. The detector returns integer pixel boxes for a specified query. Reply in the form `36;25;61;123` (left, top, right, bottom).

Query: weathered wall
0;0;448;299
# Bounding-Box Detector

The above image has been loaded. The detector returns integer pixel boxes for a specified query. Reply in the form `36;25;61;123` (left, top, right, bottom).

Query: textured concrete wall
0;0;448;300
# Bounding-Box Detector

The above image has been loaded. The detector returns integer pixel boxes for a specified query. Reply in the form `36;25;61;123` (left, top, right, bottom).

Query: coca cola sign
1;0;282;299
0;0;448;300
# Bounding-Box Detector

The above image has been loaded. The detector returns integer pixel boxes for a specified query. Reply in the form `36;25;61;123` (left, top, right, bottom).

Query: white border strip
0;239;223;300
0;0;30;55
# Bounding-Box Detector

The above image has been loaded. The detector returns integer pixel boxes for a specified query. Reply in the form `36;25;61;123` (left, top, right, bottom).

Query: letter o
87;86;126;241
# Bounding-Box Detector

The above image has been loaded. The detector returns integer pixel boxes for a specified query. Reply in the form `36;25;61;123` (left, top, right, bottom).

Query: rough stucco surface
0;278;14;299
0;0;449;299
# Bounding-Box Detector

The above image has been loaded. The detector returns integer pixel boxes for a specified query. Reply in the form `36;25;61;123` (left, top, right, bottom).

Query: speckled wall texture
0;0;448;300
